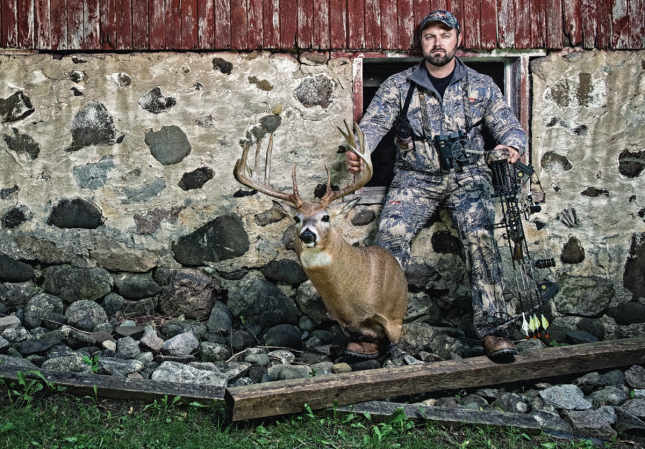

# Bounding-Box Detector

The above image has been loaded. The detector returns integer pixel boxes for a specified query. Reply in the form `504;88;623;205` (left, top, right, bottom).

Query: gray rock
206;301;232;334
531;410;573;433
103;293;155;317
597;405;617;425
122;178;166;203
230;377;254;387
603;369;626;386
294;74;334;108
573;372;611;393
227;277;299;328
73;155;114;190
189;362;220;372
0;354;39;370
459;394;488;409
2;327;31;343
607;302;645;325
29;327;49;339
217;362;251;381
159;269;219;320
0;255;34;282
139;88;177;115
261;259;308;284
492;392;528;414
268;350;295;365
0;281;39;310
264;324;301;350
141;361;159;379
475;388;499;400
44;267;112;304
0;91;35;123
434;397;459;408
155;355;195;364
178;167;215;191
231;330;255;352
403;354;424;365
64;101;123;152
98;358;144;376
623;399;645;419
254;204;285;227
565;330;599;344
116;326;145;339
65;300;108;331
67;329;97;349
172;214;249;266
47;198;105;229
0;315;21;332
0;336;10;352
428;333;468;360
398;323;434;354
300;351;330;364
299;316;316;332
116;336;140;359
23;310;41;330
135;352;154;364
529;397;557;414
562;409;617;440
587;386;628;408
245;354;270;367
140;333;164;353
114;273;162;300
311;362;334;376
516;339;547;352
539;384;592;410
42;354;92;373
555;275;615;317
1;206;29;228
351;360;381;371
47;344;75;359
162;332;199;357
151;361;228;387
295;280;328;324
3;127;40;161
626;365;645;389
25;355;45;367
268;364;312;381
615;406;645;436
200;342;231;363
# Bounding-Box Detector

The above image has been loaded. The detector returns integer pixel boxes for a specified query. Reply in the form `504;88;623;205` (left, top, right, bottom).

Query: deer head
234;120;373;250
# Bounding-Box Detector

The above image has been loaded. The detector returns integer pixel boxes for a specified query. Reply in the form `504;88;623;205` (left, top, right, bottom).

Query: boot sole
344;349;380;359
486;348;518;358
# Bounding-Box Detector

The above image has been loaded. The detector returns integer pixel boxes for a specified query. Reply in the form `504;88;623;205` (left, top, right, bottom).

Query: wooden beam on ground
335;401;542;434
225;337;645;421
0;366;225;405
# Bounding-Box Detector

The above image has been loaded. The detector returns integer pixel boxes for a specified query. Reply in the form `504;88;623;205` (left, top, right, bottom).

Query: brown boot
481;334;518;358
345;341;381;358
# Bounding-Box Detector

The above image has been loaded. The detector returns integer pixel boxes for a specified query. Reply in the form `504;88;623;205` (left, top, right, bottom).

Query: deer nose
300;229;317;244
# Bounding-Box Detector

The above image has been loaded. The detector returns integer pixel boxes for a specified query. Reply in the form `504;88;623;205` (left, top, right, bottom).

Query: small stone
67;329;97;349
18;338;60;355
435;397;459;408
135;352;155;364
230;377;254;387
189;362;219;372
531;410;572;433
200;342;231;363
46;268;112;304
492;392;528;414
98;358;144;376
178;167;215;191
217;362;251;381
351;360;381;371
261;259;308;285
516;339;547;352
25;355;45;368
0;91;35;123
573;372;610;393
539;384;592;410
162;333;199;357
2;327;31;343
625;365;645;389
0;354;39;370
300;351;330;365
294;74;334;108
231;330;255;353
121;320;136;327
597;405;617;425
566;330;599;344
263;324;301;350
562;409;617;440
212;58;233;74
244;354;270;367
114;273;162;300
155;355;196;364
140;333;164;353
614;407;645;436
561;237;585;264
604;369;626;386
116;336;140;360
103;341;117;351
403;354;424;365
588;386;628;408
398;323;434;354
350;210;376;226
161;319;207;340
268;350;295;365
116;326;145;339
42;354;92;373
254;204;286;227
299;316;316;332
0;255;34;283
151;361;228;386
332;363;351;374
0;316;21;333
206;302;232;334
145;125;190;164
138;87;176;114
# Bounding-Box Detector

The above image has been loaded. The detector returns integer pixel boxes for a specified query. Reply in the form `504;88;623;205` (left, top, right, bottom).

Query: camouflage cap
419;10;460;32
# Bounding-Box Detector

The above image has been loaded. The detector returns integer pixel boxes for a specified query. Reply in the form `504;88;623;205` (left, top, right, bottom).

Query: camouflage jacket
359;57;527;175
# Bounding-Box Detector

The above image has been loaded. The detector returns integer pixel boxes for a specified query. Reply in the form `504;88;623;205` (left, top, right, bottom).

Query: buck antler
320;120;373;207
233;133;304;207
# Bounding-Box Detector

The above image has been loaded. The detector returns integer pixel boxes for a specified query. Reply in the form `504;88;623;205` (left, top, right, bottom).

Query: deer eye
321;215;330;223
294;216;300;223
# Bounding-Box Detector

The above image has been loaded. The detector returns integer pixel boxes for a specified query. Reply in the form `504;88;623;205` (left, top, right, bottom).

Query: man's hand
494;144;520;164
346;150;363;174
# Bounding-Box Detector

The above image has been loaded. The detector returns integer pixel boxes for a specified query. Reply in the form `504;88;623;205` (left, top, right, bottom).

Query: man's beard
423;46;456;67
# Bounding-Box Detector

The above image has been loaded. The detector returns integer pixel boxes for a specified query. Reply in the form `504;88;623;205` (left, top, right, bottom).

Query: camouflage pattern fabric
374;167;507;338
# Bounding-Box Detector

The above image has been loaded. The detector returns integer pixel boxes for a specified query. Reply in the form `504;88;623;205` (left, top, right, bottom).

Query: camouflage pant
375;166;507;338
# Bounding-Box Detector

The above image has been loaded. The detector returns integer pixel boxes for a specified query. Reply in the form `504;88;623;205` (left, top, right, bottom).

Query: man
346;10;527;358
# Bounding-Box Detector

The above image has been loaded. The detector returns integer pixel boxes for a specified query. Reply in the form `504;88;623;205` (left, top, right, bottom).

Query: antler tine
291;165;304;207
321;121;373;207
233;134;303;207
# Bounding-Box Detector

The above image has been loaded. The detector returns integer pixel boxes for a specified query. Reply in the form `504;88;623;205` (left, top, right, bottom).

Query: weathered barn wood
225;337;645;421
330;0;346;49
35;0;51;49
84;0;100;50
164;0;181;49
381;0;398;50
297;0;312;48
116;0;132;50
18;0;35;49
263;0;279;49
630;0;645;48
0;366;226;405
497;0;515;48
463;0;481;50
198;0;214;49
181;0;197;50
397;0;414;51
247;0;263;48
133;0;149;50
515;0;530;49
215;0;231;48
313;0;330;50
232;0;248;49
149;0;165;50
336;401;543;434
280;0;296;50
100;0;116;49
2;0;18;47
68;0;83;49
481;0;497;50
50;0;67;49
582;0;597;49
546;0;563;49
563;0;582;46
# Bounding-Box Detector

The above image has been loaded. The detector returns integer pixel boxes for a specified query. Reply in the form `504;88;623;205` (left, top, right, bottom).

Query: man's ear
328;198;360;219
274;200;297;218
457;31;462;47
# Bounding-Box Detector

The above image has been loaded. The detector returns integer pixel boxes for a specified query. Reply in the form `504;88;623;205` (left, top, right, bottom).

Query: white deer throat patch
299;249;332;269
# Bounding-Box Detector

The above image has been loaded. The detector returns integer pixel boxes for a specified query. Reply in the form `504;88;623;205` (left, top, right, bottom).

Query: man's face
421;23;461;67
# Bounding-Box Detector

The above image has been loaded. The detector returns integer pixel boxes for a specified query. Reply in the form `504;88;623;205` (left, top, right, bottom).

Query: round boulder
43;266;113;304
263;324;302;350
159;269;219;320
65;300;108;330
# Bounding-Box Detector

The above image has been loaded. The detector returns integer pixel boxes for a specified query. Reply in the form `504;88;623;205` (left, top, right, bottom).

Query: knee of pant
463;227;494;245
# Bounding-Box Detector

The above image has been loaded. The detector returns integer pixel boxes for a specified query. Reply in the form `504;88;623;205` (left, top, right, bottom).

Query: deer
234;121;408;358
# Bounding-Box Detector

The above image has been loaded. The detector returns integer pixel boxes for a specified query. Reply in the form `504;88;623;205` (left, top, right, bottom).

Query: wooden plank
448;0;463;43
330;0;346;49
280;0;296;49
480;0;497;49
530;0;546;48
629;0;645;49
353;57;363;122
67;0;83;49
83;0;100;49
381;0;397;50
412;0;429;52
100;0;116;49
226;337;645;421
198;0;214;49
513;55;530;135
497;0;515;48
581;0;596;49
463;0;481;49
132;0;148;49
262;0;278;48
611;0;629;48
563;0;581;46
181;0;197;49
364;0;381;49
18;0;35;48
347;0;364;49
0;0;2;45
397;0;414;50
337;401;542;434
2;0;18;47
297;0;313;48
149;0;165;49
230;0;247;49
116;0;132;49
515;0;530;48
215;0;231;48
35;0;51;48
546;0;563;49
164;0;180;49
434;0;448;9
597;0;611;49
0;365;225;405
247;0;262;49
50;0;67;49
313;0;329;49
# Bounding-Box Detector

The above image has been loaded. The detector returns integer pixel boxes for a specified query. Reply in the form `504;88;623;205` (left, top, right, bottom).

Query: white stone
102;340;117;351
0;315;20;333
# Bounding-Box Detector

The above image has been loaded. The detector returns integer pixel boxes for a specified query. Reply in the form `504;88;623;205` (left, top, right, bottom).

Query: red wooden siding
2;0;644;50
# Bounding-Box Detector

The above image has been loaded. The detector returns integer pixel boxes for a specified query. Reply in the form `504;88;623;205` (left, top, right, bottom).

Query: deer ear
273;200;297;218
329;198;360;218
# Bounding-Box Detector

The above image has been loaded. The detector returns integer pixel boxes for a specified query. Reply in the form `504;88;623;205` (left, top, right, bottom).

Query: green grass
0;377;626;449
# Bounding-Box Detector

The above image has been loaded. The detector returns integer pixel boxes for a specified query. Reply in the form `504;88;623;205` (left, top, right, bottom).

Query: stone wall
531;49;645;340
